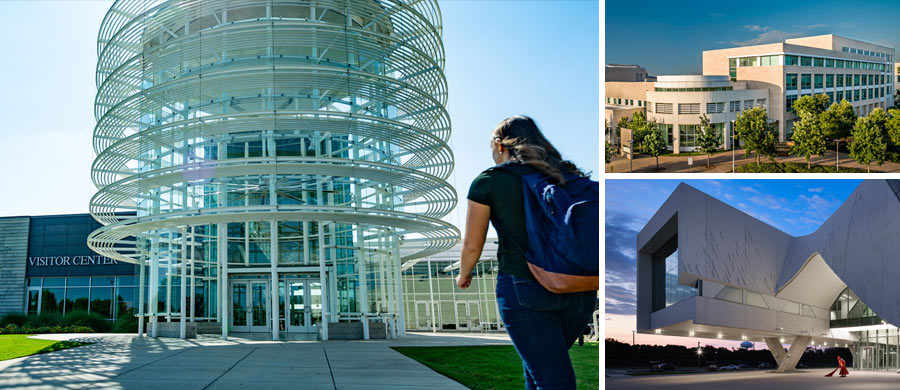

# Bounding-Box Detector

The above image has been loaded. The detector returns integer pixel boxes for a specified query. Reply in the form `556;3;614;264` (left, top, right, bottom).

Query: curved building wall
647;86;768;153
89;0;457;339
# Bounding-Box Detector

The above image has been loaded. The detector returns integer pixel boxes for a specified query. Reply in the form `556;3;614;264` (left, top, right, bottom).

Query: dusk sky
605;179;862;348
606;0;900;75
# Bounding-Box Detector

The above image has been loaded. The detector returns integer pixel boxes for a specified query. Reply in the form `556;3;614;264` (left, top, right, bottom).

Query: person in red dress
838;356;849;377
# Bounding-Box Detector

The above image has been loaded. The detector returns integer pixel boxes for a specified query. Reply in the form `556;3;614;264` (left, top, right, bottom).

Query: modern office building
89;0;457;340
0;214;138;320
637;180;900;372
0;214;503;335
703;34;895;141
606;64;656;82
606;35;896;151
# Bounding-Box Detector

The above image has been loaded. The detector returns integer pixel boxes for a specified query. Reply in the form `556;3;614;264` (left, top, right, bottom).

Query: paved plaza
606;369;900;389
0;332;512;390
606;148;900;173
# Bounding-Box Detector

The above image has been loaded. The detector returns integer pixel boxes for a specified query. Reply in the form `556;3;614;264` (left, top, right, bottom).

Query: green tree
643;129;665;171
792;94;831;118
886;108;900;146
819;99;857;141
894;89;900;109
696;114;720;168
790;113;827;170
605;138;617;172
849;111;888;173
734;106;777;166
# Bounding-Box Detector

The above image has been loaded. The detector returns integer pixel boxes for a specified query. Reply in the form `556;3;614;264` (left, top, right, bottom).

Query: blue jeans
496;272;597;390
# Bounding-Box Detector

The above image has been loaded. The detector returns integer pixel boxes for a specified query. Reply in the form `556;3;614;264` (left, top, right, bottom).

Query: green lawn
393;342;598;390
0;335;91;361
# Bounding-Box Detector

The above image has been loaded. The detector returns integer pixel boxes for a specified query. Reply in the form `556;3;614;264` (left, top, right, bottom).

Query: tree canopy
849;109;889;172
734;107;777;166
790;112;827;169
819;99;857;141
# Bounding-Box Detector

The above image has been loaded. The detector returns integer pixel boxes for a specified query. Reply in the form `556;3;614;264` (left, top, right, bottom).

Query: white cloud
743;25;770;32
808;187;825;193
730;29;804;47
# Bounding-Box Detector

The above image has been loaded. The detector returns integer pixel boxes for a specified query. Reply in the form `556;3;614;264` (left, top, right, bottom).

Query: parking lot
606;369;900;389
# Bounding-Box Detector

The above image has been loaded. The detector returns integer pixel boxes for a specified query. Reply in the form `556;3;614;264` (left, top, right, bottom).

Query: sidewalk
0;332;512;390
607;149;900;173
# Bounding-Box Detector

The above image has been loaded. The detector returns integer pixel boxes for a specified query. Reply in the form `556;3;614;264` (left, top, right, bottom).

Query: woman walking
455;116;597;390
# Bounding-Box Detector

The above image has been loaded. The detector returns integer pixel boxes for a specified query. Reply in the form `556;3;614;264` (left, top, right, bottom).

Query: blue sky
0;1;599;235
606;0;900;75
605;180;860;328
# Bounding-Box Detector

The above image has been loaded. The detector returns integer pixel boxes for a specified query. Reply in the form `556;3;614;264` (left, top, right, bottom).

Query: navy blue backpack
498;162;599;293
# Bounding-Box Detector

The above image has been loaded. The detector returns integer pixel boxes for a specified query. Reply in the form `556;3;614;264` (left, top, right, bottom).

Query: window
854;74;861;86
729;58;737;81
715;286;743;304
800;56;812;66
678;103;700;115
815;74;823;89
786;95;797;112
869;74;874;85
846;74;852;86
679;124;699;147
837;73;844;87
826;74;834;88
756;98;766;109
743;100;754;110
814;57;824;67
651;238;697;312
854;89;860;101
836;59;845;68
785;73;798;90
707;102;725;114
729;100;741;112
656;103;673;114
862;75;868;86
801;74;811;89
837;91;844;102
739;57;758;67
784;55;799;66
825;58;834;68
746;292;768;309
827;92;834;102
760;55;779;66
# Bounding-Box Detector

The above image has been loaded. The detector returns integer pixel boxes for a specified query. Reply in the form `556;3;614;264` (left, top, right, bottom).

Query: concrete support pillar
180;229;187;339
766;336;811;373
270;219;279;341
138;261;145;337
218;222;228;340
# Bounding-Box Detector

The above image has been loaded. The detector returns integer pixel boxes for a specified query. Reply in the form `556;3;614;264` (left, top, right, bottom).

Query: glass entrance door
456;302;469;330
285;279;321;333
231;280;269;333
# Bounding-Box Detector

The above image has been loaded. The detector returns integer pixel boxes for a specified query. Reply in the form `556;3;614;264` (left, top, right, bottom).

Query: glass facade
651;237;697;312
402;258;503;331
26;276;136;320
89;0;457;339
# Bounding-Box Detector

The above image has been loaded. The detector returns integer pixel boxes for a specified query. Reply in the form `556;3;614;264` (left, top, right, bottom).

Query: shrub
0;324;93;334
735;162;866;173
0;313;27;326
62;311;112;333
26;312;63;328
112;316;138;333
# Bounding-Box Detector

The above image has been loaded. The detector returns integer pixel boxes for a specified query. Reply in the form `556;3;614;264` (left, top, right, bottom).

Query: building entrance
284;279;322;333
231;280;269;333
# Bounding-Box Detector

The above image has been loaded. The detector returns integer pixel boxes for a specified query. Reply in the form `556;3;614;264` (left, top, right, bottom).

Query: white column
189;227;195;322
393;234;405;337
149;236;159;337
270;219;279;341
218;222;228;340
138;260;145;337
166;231;173;322
180;229;187;338
318;220;328;341
427;260;436;333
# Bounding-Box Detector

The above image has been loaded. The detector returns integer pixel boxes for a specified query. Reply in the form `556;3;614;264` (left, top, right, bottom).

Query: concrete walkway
606;369;900;390
607;148;900;173
0;332;512;390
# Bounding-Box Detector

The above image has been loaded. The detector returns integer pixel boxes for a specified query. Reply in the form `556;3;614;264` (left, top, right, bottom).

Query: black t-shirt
466;164;533;279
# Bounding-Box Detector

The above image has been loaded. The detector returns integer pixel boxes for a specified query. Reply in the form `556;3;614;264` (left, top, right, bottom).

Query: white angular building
637;180;900;371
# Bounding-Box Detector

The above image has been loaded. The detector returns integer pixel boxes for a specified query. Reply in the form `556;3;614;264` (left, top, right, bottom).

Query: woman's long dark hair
493;115;583;184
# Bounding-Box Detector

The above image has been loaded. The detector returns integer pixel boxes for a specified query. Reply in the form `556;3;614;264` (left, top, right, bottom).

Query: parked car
705;364;718;371
758;362;774;369
650;363;677;372
737;363;751;370
797;363;807;369
719;364;739;371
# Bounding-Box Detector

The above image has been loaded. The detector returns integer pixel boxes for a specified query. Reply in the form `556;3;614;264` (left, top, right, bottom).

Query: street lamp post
697;342;703;372
731;121;736;173
835;139;841;171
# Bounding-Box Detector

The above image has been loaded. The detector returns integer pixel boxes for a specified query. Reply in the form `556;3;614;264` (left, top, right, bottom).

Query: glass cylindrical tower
89;0;457;340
